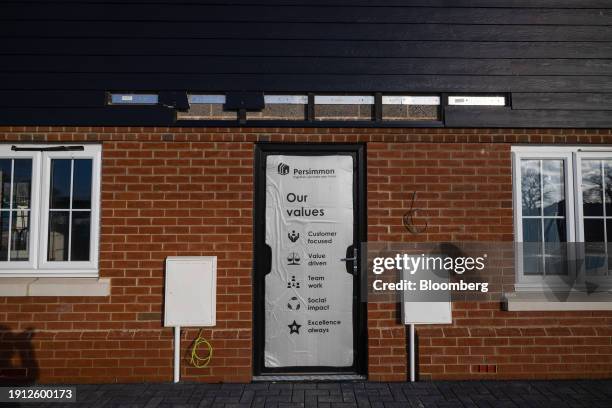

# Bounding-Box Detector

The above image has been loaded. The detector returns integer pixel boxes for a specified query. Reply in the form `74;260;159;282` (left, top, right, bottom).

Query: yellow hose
189;328;213;368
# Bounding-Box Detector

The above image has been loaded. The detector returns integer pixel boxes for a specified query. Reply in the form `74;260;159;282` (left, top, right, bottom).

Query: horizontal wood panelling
3;5;612;25
1;73;611;93
445;107;612;128
3;56;612;76
512;93;612;110
2;39;612;59
8;0;612;8
4;22;612;42
0;1;610;127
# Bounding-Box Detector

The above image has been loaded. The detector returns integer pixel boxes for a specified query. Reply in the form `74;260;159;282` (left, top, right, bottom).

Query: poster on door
265;155;354;367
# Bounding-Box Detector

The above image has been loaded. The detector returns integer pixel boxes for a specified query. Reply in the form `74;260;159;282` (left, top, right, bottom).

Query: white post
409;324;416;382
174;326;181;383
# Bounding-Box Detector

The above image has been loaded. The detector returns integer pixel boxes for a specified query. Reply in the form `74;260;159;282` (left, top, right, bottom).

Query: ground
16;380;612;407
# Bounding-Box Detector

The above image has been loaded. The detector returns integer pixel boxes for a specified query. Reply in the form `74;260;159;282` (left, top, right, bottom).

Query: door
254;144;366;375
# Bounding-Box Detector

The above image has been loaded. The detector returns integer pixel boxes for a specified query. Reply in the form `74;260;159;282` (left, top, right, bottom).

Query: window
381;95;440;121
247;95;308;121
177;94;237;120
174;92;446;123
314;95;374;121
513;146;612;290
0;145;101;277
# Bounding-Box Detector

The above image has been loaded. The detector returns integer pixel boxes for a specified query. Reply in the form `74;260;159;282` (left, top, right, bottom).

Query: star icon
288;320;301;335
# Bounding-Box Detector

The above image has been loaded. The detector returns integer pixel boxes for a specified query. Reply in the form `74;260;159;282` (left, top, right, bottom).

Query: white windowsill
504;291;612;311
0;277;110;296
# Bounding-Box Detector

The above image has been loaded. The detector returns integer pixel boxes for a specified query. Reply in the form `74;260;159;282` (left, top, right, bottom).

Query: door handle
341;246;358;275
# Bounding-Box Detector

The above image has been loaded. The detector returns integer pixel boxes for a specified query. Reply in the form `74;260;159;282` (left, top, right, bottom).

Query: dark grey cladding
0;1;611;127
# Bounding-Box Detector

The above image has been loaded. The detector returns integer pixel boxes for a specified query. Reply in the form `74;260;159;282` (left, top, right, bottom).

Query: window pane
523;242;543;276
314;96;374;121
0;159;12;209
523;256;543;275
10;210;29;261
382;104;439;121
177;95;237;121
314;104;374;121
70;212;90;261
605;219;612;275
12;159;32;209
584;218;605;242
522;218;541;242
522;218;543;275
48;211;69;261
521;160;541;216
543;219;568;275
605;161;612;216
542;160;565;216
0;211;8;260
582;160;603;216
50;159;71;209
544;219;566;243
72;159;92;209
585;240;607;277
247;96;308;121
544;252;568;275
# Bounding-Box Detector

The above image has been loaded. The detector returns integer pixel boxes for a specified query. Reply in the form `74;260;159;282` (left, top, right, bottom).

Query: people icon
287;275;300;289
288;230;299;243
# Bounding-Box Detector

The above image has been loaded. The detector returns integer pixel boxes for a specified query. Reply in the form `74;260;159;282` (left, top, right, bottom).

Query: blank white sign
164;256;217;327
401;268;452;325
402;301;452;325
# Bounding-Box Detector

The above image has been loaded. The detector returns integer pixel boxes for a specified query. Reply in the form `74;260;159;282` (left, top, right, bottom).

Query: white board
402;301;452;325
401;267;452;325
164;256;217;327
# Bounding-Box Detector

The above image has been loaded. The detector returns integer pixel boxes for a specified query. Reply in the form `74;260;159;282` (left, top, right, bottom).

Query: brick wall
0;127;611;383
366;141;513;381
2;138;255;383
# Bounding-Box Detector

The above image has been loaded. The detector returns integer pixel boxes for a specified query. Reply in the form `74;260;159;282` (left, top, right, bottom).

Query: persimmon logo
278;162;290;175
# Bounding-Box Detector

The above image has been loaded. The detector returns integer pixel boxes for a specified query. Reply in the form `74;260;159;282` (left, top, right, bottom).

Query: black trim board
445;107;612;128
3;106;612;129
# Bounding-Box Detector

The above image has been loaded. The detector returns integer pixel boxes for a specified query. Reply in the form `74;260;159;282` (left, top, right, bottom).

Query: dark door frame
253;143;367;376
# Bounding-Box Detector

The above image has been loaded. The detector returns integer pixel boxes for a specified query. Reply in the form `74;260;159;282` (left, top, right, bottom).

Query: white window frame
574;150;612;287
0;144;101;277
512;145;612;291
0;149;41;271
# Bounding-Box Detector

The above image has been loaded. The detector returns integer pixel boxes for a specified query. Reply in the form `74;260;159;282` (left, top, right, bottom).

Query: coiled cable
189;328;213;368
